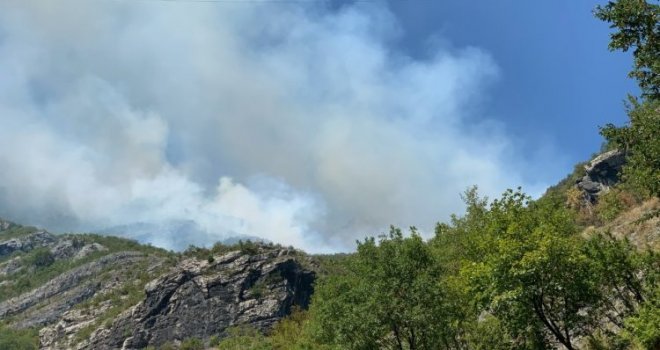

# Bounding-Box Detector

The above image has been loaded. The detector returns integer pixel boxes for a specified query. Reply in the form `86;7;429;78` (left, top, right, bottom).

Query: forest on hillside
201;1;660;349
0;0;658;349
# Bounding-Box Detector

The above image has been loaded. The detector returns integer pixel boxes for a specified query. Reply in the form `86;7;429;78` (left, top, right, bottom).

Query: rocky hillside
0;221;316;349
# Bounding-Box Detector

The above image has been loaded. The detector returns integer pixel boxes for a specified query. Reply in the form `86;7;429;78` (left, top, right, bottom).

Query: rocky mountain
0;222;316;349
576;149;627;202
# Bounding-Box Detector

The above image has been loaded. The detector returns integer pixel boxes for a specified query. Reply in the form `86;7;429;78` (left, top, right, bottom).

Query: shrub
600;98;660;198
216;326;271;350
0;327;39;350
249;281;266;299
180;337;204;350
27;248;55;268
595;188;637;223
239;240;260;255
621;287;660;349
209;335;221;347
159;342;176;350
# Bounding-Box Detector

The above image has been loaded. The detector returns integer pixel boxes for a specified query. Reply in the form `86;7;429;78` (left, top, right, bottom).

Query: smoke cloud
0;0;551;252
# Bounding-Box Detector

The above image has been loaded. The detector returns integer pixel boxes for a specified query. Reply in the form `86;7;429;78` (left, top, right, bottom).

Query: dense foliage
597;0;660;199
300;190;658;350
600;98;660;197
0;327;39;350
595;0;659;99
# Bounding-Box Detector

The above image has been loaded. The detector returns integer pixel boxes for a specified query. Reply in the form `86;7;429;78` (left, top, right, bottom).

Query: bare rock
40;300;114;350
0;230;57;257
74;243;108;260
0;252;144;319
0;256;23;276
87;248;315;349
50;240;79;260
577;150;626;202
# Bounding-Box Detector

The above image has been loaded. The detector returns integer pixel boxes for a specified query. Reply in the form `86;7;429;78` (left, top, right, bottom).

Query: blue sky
385;0;637;163
0;0;639;252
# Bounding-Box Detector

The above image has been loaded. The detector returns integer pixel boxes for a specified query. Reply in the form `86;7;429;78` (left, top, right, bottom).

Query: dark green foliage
600;98;660;197
595;0;660;99
585;233;654;315
462;315;514;350
596;0;660;200
209;335;221;347
622;286;660;348
180;337;204;350
310;253;351;276
27;248;54;268
238;240;260;255
456;190;604;349
0;327;39;350
309;227;459;349
216;326;271;349
182;240;268;261
249;280;266;299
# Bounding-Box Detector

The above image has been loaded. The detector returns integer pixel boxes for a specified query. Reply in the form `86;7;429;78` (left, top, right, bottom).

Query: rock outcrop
84;248;315;349
577;149;626;202
0;230;57;257
1;221;316;349
0;252;145;324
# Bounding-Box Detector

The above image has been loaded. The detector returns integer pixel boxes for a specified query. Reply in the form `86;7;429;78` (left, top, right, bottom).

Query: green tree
309;227;456;349
585;233;655;316
596;0;660;199
600;98;660;197
28;248;55;268
460;190;603;350
595;0;660;99
621;286;660;349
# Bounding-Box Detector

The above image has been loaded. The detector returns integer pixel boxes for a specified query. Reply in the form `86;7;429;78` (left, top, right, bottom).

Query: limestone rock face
0;230;57;257
0;252;145;325
86;249;315;350
0;222;316;349
577;150;626;202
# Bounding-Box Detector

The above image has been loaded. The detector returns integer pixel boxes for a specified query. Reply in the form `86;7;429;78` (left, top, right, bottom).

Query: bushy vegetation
0;233;173;303
182;240;270;261
595;0;659;99
600;98;660;198
0;225;39;241
596;0;659;199
26;248;55;268
0;326;39;350
213;186;657;349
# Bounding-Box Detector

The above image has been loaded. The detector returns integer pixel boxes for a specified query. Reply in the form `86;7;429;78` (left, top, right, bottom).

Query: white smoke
0;0;551;252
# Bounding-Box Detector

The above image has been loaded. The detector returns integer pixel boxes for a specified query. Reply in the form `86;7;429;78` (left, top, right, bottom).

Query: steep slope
583;197;660;250
0;221;316;349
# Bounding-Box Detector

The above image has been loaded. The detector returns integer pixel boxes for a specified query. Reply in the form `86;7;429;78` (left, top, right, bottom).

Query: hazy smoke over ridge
0;0;551;252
